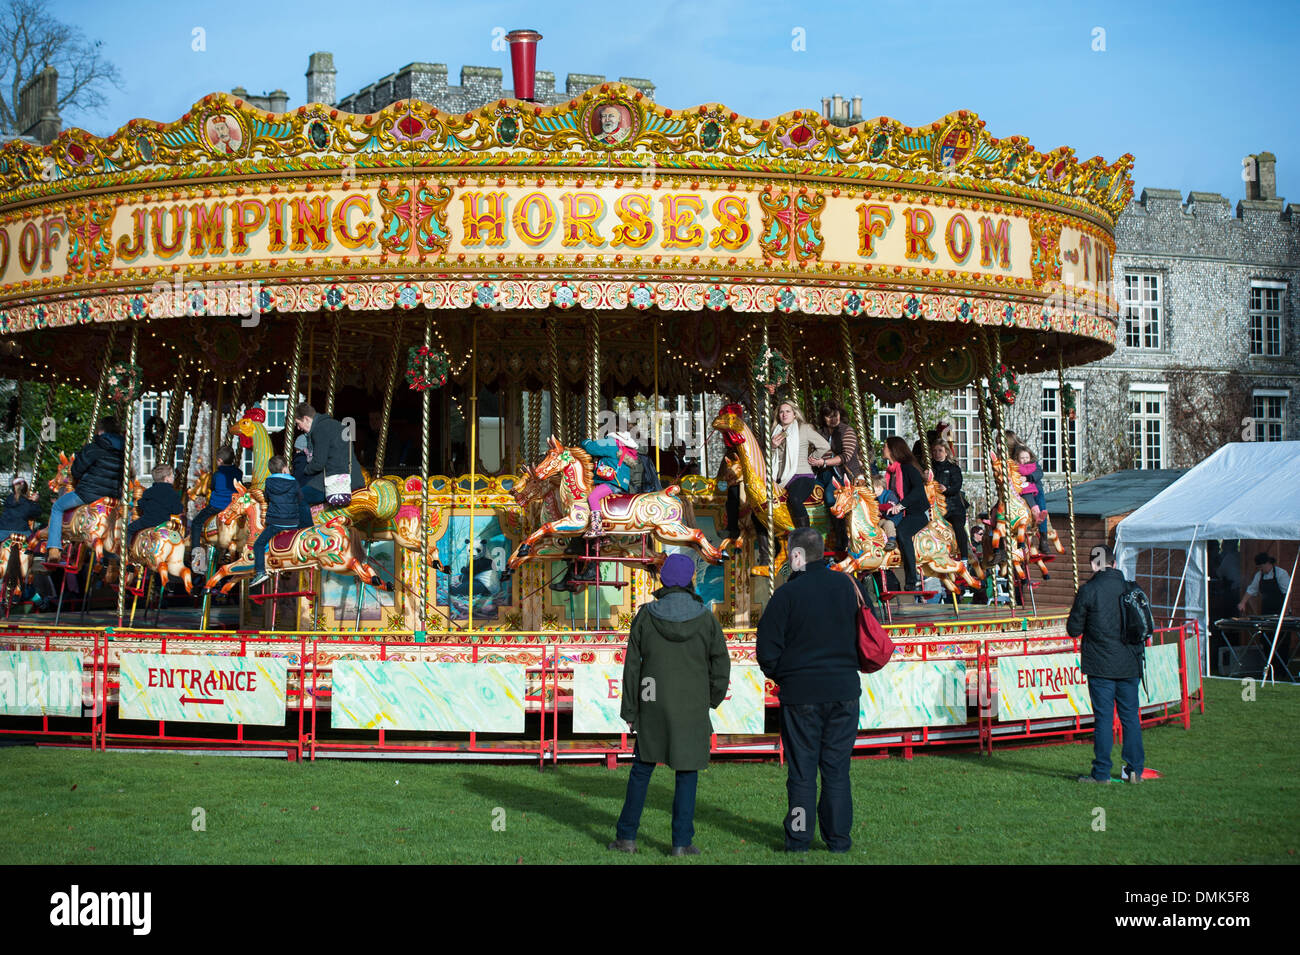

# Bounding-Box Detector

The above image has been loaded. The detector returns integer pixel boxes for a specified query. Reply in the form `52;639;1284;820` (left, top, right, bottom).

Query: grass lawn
1;678;1296;865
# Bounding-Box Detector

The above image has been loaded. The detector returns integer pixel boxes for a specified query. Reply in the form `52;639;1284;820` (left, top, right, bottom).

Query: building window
1249;283;1284;357
875;402;904;446
1252;391;1287;442
1123;273;1162;350
1040;384;1082;474
139;396;161;476
1127;387;1165;469
948;387;981;474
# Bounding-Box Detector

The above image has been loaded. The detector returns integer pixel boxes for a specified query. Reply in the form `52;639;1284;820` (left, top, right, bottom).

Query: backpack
1119;581;1155;645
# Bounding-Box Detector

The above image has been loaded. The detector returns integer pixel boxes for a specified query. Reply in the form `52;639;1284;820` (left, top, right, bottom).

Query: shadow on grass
461;765;781;855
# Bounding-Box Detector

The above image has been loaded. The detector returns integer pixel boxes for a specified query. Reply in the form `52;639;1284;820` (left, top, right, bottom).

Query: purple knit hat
660;553;695;588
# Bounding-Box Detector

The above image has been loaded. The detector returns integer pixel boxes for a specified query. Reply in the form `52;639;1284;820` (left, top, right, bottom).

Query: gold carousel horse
506;436;722;570
986;452;1055;580
127;515;194;595
202;482;390;595
828;477;981;593
709;405;825;576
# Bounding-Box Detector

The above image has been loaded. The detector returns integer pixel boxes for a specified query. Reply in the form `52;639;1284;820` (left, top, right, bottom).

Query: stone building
233;51;656;114
1008;152;1299;488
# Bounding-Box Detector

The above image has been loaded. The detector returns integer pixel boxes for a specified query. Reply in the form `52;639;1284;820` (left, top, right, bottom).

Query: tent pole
1262;550;1299;685
1167;524;1200;628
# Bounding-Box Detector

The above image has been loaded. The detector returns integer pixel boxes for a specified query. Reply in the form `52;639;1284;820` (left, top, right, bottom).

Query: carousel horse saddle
598;494;640;519
271;529;300;549
62;496;115;526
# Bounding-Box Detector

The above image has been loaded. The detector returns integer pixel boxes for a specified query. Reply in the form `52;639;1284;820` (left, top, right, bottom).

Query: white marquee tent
1115;441;1300;676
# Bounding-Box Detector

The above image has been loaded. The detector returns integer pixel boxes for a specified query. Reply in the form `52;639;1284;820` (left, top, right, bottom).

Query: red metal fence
0;622;1205;762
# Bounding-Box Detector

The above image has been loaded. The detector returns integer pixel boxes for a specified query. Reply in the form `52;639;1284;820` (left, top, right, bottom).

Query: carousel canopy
0;86;1132;400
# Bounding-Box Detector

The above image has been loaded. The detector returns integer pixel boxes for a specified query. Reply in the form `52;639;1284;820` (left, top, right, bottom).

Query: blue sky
49;0;1296;203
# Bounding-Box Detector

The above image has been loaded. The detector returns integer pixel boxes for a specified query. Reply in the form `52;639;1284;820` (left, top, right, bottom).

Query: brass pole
160;355;187;466
908;372;931;473
421;314;432;632
527;390;541;464
548;316;562;444
468;316;478;634
324;316;342;417
307;322;315;409
87;325;120;442
1058;345;1080;592
761;316;775;583
779;312;801;409
176;367;208;493
977;328;1016;607
284;316;306;458
9;382;21;476
29;383;57;487
653;317;660;474
212;379;224;468
116;323;139;626
587;312;600;437
375;315;406;474
839;315;869;462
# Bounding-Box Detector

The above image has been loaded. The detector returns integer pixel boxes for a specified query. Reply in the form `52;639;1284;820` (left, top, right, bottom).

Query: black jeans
893;511;929;589
191;505;218;551
780;698;858;851
784;476;815;528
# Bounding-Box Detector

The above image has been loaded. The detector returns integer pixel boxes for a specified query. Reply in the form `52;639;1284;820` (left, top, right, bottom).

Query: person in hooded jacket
1067;544;1145;784
0;478;40;534
47;417;125;562
248;454;304;589
609;553;730;857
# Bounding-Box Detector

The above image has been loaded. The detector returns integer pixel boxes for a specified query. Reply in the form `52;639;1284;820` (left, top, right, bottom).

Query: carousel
0;35;1203;761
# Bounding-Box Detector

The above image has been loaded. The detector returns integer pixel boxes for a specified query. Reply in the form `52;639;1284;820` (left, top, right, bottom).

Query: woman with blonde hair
770;399;829;529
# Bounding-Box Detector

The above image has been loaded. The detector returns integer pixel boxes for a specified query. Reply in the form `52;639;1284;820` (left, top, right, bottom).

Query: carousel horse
986;452;1053;580
127;515;194;595
0;533;38;602
203;483;390;595
709;405;825;576
506;437;722;570
509;465;659;566
828;477;981;593
40;451;145;564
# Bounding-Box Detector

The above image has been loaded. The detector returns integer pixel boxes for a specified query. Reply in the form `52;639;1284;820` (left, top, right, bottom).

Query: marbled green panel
1139;643;1181;706
332;661;525;733
571;663;765;735
0;651;82;717
859;661;967;729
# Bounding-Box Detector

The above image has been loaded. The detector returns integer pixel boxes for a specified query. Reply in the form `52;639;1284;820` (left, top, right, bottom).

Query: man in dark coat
294;403;364;507
757;526;861;852
47;417;125;561
609;553;730;856
1067;544;1144;784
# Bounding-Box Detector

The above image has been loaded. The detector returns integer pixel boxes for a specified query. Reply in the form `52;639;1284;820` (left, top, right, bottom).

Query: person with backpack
1066;544;1148;784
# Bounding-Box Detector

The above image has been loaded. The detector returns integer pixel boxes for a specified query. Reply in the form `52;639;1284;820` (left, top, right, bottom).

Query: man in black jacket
47;417;125;561
294;403;364;507
1067;544;1144;784
757;527;861;852
0;478;41;534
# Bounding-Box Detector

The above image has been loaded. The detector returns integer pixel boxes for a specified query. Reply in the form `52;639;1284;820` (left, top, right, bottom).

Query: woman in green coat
609;553;731;856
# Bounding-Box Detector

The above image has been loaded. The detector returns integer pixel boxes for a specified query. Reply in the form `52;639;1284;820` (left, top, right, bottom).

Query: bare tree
1165;366;1252;467
0;0;121;134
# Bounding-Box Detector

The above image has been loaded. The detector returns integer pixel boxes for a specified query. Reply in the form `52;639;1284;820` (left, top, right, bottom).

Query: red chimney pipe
506;29;542;102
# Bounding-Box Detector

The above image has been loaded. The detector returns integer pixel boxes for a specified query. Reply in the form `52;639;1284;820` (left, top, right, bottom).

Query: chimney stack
822;97;831;119
851;96;861;121
306;52;337;106
1245;152;1277;201
832;94;843;120
506;29;543;101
